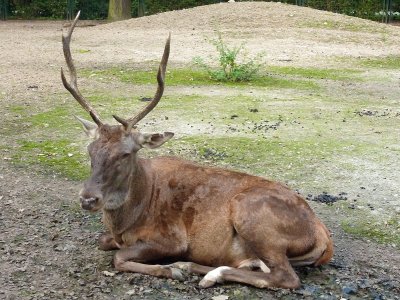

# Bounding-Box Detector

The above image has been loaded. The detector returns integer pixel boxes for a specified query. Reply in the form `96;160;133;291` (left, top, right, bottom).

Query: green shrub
194;32;264;82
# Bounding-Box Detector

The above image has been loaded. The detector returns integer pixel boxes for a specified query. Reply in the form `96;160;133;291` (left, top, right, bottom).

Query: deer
61;12;333;290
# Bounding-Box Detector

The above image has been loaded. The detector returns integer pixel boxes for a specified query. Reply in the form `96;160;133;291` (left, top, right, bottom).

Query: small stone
102;271;115;277
342;283;358;295
126;289;135;296
212;296;229;300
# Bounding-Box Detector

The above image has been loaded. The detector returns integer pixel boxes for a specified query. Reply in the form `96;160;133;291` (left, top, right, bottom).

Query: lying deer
62;12;333;289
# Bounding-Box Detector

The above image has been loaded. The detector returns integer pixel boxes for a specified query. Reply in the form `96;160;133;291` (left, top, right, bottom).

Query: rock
102;271;116;277
212;296;229;300
126;289;135;296
342;283;358;295
297;284;319;296
357;279;371;289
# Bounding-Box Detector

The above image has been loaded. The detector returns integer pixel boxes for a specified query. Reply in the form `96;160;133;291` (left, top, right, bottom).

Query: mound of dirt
76;1;400;67
104;2;387;32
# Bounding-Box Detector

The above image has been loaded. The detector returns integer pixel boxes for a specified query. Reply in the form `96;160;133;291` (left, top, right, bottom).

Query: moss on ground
172;135;360;183
12;139;89;181
342;215;400;248
268;66;362;81
359;55;400;69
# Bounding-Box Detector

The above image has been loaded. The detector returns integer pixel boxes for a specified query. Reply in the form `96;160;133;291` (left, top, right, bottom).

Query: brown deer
61;12;333;289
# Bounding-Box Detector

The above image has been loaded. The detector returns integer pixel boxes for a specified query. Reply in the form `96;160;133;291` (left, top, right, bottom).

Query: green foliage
10;0;65;19
139;0;217;15
76;0;108;20
278;0;399;21
194;32;264;82
8;0;108;19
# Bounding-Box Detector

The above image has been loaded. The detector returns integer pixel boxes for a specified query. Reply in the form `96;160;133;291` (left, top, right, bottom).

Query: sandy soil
1;2;400;299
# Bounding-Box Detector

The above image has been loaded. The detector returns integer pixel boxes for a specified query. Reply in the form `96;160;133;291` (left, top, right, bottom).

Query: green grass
359;55;400;69
29;106;76;129
13;139;89;181
342;215;400;248
173;135;355;182
9;105;26;113
268;66;362;81
82;67;318;90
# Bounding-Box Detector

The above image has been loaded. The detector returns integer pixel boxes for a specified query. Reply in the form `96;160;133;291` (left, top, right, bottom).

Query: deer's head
61;12;172;211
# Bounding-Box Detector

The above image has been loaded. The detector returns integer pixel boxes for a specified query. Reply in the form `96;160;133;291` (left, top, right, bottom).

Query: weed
194;32;264;82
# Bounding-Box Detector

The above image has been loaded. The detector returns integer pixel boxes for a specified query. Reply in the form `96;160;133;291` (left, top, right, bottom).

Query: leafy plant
194;32;264;82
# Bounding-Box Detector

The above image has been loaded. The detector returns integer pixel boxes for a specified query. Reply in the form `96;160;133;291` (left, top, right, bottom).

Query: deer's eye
121;153;130;159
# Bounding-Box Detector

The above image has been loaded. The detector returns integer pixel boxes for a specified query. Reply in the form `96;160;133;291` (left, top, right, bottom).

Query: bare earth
1;2;400;299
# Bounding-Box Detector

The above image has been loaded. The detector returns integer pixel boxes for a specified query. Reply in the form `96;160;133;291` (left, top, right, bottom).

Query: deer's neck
102;158;151;234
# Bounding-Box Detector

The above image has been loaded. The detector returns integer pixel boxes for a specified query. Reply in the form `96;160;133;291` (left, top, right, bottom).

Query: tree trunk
108;0;131;21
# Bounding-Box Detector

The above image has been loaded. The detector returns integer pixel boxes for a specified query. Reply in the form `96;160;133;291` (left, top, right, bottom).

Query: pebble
342;283;358;295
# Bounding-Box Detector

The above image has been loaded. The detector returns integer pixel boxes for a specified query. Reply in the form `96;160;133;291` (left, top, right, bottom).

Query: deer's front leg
98;232;121;251
113;240;185;280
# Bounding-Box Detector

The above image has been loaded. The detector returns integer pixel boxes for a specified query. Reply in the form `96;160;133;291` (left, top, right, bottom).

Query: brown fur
78;125;333;289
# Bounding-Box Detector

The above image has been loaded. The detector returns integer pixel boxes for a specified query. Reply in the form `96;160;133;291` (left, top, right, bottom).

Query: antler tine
114;34;171;131
61;11;103;126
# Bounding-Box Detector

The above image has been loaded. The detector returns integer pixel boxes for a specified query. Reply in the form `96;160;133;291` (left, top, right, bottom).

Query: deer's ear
140;132;174;149
75;115;99;139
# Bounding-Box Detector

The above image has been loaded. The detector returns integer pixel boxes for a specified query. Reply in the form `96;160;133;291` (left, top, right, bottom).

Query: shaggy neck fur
102;157;151;234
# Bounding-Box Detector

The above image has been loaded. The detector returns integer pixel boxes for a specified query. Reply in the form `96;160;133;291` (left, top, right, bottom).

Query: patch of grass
268;66;362;81
342;215;400;248
82;67;318;90
29;106;75;129
9;105;26;113
173;135;350;182
359;55;400;69
12;139;89;181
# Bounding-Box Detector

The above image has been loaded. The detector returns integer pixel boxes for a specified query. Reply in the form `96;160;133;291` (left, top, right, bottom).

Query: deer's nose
80;196;99;210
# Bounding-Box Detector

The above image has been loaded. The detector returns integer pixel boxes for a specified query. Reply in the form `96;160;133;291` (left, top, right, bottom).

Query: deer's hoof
199;266;231;288
199;278;216;288
171;267;185;281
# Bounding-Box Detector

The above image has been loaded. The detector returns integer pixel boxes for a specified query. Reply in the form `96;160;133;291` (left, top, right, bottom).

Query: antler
113;34;171;131
61;11;103;126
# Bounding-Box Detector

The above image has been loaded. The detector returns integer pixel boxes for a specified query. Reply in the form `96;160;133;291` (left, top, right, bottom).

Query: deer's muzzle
79;196;100;211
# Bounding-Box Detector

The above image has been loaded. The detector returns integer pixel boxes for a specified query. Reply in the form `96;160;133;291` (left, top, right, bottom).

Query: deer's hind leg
198;254;300;289
202;190;309;289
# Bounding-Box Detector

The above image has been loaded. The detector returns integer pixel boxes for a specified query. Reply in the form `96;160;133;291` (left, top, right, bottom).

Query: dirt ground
1;2;400;299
